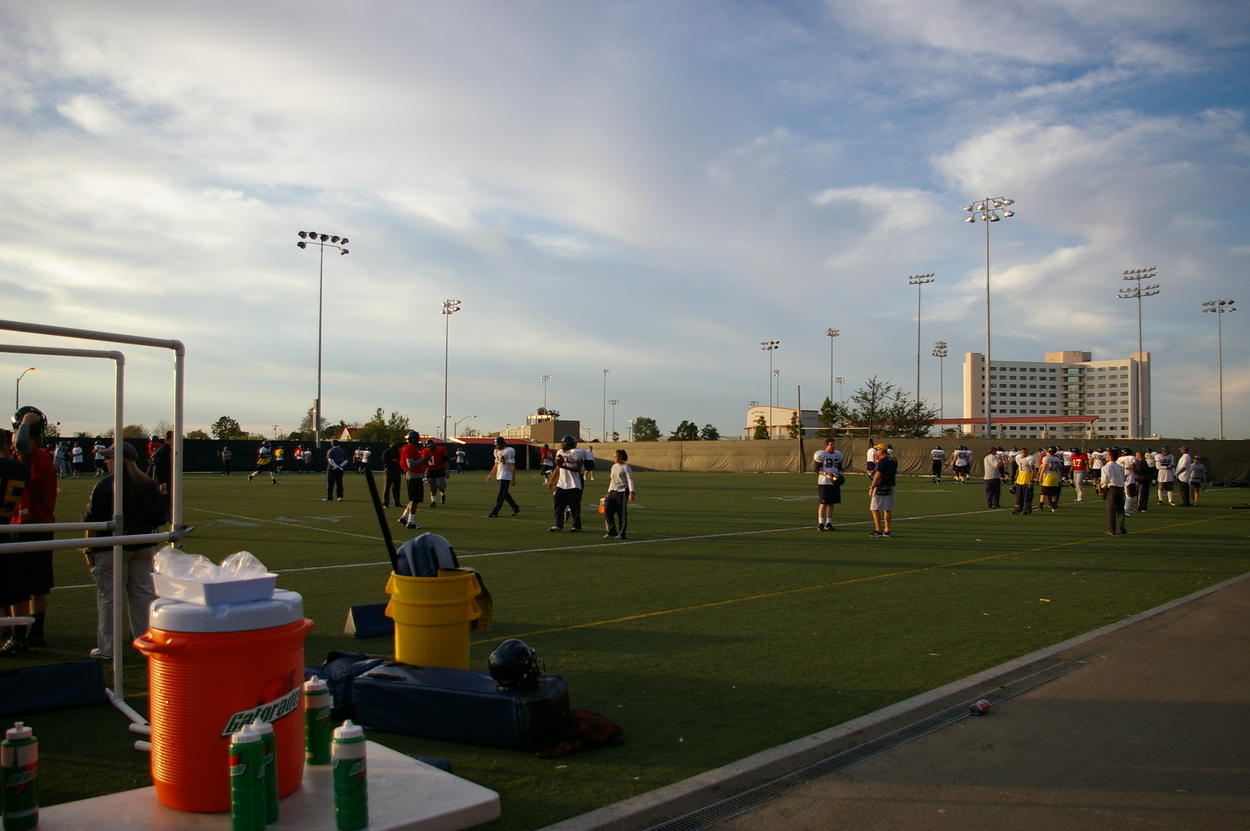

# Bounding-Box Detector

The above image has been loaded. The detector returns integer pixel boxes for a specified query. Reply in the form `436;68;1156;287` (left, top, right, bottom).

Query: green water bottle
304;677;333;765
228;726;265;831
1;722;38;831
250;719;279;824
331;720;367;831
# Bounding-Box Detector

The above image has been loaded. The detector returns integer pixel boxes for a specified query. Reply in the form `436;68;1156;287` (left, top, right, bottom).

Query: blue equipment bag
0;661;108;716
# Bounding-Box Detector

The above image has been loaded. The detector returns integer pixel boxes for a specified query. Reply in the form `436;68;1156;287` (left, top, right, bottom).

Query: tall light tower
825;328;840;403
761;340;780;435
962;197;1014;438
539;375;552;411
835;376;846;404
601;369;609;442
908;273;935;405
296;231;350;447
441;299;461;440
932;340;948;420
1116;267;1159;439
608;399;619;441
1201;299;1237;440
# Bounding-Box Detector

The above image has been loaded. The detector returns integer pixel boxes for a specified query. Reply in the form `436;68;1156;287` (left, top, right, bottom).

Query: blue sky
1;0;1247;440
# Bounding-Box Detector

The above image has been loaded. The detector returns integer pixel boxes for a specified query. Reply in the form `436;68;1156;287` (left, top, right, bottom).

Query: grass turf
9;468;1250;829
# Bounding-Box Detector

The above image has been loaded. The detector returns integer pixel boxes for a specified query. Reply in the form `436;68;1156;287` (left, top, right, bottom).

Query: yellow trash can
384;568;482;669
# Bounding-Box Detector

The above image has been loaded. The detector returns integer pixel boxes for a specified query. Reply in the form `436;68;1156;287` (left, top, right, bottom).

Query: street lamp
835;377;846;404
932;341;948;421
760;341;780;431
452;415;476;436
601;369;609;442
608;399;618;440
962;197;1014;438
296;230;350;447
908;274;935;405
14;367;34;411
441;299;461;440
539;375;552;411
1117;267;1160;439
825;328;840;403
1201;299;1237;440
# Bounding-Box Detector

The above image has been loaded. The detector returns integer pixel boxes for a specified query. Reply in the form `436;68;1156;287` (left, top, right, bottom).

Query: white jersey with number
813;449;844;485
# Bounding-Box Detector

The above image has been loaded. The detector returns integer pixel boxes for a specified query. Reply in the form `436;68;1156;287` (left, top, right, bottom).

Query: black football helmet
560;435;577;449
488;639;541;689
12;406;47;439
405;430;420;444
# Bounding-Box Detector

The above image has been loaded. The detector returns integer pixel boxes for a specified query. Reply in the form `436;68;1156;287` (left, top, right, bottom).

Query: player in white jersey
929;445;946;483
1154;446;1176;505
812;439;845;531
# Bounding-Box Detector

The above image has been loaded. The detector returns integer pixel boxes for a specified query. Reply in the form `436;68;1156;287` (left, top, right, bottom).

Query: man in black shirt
868;443;898;537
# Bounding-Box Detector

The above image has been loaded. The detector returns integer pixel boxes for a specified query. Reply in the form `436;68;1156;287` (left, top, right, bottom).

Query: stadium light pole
441;299;461;440
14;366;35;411
962;197;1014;438
1117;267;1160;439
908;274;935;405
835;377;846;404
296;231;350;448
539;375;552;412
1201;299;1236;440
601;369;609;442
932;341;948;420
761;340;780;434
608;399;618;441
825;328;839;403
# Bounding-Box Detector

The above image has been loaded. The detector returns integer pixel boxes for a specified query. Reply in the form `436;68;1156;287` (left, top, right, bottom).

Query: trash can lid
149;589;304;633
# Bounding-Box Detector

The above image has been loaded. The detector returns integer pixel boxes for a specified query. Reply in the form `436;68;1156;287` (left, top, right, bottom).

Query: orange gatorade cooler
134;589;313;812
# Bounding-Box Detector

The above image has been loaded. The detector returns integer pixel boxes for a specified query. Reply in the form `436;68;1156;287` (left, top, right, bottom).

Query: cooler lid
149;589;304;633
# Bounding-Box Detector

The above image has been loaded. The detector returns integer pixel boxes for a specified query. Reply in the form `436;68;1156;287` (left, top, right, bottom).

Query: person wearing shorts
812;438;844;531
868;443;897;537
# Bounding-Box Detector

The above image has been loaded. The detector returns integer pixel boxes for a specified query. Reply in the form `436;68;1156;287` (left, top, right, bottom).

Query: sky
1;0;1247;441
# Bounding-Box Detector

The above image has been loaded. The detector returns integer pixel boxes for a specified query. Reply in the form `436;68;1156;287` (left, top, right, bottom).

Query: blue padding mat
0;661;108;716
353;663;568;751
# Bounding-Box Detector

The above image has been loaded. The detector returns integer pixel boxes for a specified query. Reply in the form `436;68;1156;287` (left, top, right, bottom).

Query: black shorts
817;484;842;505
584;460;596;471
405;477;425;503
0;531;54;602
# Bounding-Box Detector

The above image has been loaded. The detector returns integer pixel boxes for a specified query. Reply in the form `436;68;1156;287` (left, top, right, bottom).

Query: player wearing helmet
486;436;520;517
398;431;426;528
547;435;585;532
422;438;449;507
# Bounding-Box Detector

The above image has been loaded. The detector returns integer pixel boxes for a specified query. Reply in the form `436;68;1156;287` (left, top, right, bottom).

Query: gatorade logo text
221;687;300;737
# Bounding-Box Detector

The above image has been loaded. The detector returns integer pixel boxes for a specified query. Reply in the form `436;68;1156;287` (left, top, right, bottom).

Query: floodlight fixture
1117;266;1161;438
760;340;780;421
962;195;1015;438
826;327;840;403
295;229;352;447
1201;298;1237;439
908;274;936;405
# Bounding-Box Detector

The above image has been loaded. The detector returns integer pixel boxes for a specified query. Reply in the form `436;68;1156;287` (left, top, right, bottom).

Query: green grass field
9;468;1250;829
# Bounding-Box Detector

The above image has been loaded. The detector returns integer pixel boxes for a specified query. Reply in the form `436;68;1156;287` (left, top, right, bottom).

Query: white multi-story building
961;350;1151;440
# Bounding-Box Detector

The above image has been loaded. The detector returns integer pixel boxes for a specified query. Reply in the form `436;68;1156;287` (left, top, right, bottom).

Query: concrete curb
540;571;1250;831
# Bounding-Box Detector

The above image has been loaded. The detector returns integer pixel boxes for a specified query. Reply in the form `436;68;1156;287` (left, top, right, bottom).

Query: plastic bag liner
394;533;459;577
